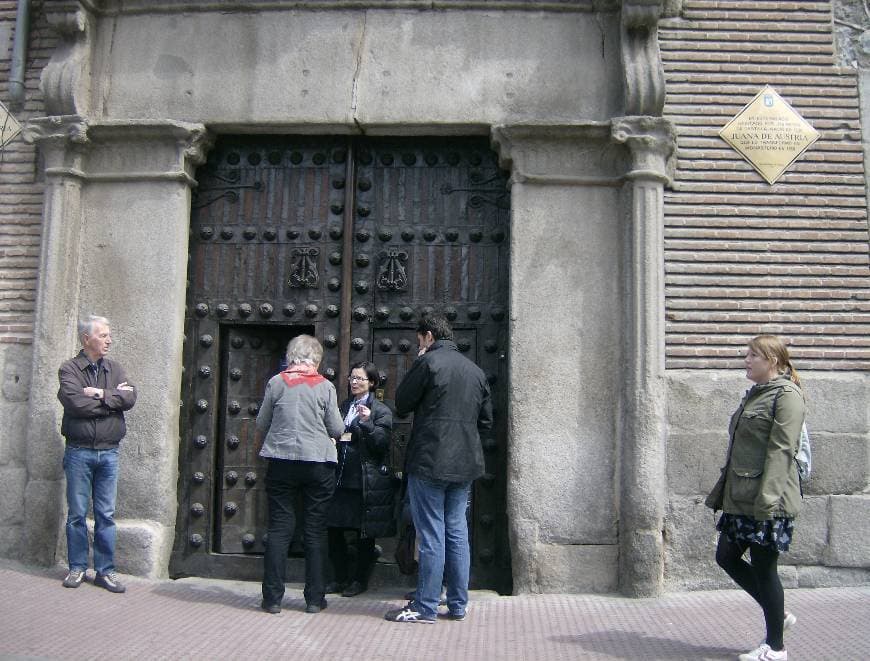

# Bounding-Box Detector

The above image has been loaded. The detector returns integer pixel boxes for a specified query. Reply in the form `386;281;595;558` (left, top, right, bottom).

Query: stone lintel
80;0;620;16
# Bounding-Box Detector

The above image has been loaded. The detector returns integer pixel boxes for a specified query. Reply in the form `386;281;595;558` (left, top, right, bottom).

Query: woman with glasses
325;361;396;597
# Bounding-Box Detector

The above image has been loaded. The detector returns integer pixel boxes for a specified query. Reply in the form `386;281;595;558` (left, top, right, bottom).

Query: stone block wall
665;371;870;591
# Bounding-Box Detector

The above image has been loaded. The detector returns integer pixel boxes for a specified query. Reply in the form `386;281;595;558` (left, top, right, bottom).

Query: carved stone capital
491;123;627;186
41;3;95;117
611;116;675;184
23;115;90;172
84;121;213;186
620;0;666;116
184;126;216;169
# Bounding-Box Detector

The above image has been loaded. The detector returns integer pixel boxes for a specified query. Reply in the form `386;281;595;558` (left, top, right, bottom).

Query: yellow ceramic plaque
719;86;820;185
0;100;22;150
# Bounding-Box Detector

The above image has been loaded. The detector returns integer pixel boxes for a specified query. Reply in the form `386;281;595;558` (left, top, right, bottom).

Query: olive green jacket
721;376;805;521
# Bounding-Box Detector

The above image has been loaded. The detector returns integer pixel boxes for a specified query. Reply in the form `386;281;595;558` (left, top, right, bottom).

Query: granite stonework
4;0;868;595
664;371;870;591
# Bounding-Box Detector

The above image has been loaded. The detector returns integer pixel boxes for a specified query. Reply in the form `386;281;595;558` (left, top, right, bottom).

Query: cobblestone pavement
1;560;867;660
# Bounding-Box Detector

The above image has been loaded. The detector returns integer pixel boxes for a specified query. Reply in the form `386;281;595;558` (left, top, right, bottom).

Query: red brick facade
661;0;870;370
0;1;53;346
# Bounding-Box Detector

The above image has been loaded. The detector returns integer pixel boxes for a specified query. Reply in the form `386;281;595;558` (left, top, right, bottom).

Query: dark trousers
715;535;785;650
328;528;376;586
262;459;335;607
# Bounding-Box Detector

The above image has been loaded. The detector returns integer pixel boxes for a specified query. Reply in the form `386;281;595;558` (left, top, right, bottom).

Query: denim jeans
63;446;120;575
407;473;472;618
262;459;335;607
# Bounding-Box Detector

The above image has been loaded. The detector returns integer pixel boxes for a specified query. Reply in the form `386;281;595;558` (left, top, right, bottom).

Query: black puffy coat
336;394;397;539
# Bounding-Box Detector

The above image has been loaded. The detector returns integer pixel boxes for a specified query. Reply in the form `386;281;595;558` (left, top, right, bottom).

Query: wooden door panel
175;136;510;592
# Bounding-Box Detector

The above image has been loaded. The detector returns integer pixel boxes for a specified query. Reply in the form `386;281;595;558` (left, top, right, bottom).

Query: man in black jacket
57;315;136;593
385;314;492;623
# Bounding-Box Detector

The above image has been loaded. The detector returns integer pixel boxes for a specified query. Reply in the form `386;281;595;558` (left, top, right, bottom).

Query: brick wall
660;0;870;370
0;1;52;348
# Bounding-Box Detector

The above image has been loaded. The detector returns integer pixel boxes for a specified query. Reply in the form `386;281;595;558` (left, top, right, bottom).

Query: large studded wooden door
172;136;511;593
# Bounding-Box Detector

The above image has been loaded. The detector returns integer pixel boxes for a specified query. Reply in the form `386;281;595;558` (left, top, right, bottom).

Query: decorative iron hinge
192;171;263;209
440;173;509;209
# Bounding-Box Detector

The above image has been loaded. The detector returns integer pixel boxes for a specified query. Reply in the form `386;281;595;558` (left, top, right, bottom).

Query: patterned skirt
717;513;795;553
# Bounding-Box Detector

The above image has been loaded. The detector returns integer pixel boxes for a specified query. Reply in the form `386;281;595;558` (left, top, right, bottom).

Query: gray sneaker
62;569;86;588
94;571;126;593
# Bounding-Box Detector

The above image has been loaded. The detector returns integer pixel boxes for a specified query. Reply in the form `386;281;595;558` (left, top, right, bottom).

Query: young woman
707;335;806;661
325;361;395;597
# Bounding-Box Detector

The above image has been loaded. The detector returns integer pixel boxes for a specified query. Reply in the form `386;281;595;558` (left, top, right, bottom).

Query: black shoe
93;572;126;593
324;581;347;594
305;598;328;614
260;600;281;614
341;580;366;597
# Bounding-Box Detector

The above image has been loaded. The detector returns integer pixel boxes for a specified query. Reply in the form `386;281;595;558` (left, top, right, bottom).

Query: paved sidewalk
1;560;867;660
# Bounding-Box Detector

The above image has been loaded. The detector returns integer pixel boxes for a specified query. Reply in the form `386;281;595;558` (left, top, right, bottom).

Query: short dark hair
349;361;380;390
417;313;453;341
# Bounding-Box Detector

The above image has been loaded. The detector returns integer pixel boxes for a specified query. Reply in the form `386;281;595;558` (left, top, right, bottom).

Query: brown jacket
58;351;137;449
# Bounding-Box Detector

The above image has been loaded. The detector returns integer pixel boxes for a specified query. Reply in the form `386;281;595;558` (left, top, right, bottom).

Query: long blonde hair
748;334;801;388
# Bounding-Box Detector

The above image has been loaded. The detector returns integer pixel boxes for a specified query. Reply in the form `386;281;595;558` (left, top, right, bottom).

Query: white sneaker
783;611;796;631
738;643;787;661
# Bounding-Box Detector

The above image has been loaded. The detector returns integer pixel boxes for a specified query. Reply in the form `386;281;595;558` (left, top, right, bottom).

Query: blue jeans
407;474;471;618
63;446;120;575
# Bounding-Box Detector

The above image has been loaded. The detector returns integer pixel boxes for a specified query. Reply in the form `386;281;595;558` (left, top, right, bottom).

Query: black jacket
395;340;493;482
337;394;396;539
57;351;137;449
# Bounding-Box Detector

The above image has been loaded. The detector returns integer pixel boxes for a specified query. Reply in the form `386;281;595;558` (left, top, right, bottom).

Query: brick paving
1;560;868;660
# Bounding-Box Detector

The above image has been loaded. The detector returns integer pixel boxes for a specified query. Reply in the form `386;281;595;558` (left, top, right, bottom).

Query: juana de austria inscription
719;86;820;185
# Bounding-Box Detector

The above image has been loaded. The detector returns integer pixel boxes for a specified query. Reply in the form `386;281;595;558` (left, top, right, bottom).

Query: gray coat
257;365;344;464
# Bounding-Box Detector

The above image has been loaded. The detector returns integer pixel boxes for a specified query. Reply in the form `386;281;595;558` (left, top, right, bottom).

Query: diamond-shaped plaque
719;86;820;185
0;100;22;150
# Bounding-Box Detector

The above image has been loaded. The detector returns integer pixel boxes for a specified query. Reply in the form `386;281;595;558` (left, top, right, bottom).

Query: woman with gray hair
256;334;344;615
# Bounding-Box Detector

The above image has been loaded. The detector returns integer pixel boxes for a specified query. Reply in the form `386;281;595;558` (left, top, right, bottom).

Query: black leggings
328;528;376;586
715;535;785;651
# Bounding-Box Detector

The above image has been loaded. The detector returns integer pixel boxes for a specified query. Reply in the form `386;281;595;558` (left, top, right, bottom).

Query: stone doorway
171;136;512;593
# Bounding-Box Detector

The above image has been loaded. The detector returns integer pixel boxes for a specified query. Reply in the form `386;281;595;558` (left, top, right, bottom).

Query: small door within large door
172;136;510;592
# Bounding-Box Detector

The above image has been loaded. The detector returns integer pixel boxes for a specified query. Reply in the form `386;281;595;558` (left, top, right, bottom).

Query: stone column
492;124;628;594
611;116;675;597
21;116;91;566
23;118;212;576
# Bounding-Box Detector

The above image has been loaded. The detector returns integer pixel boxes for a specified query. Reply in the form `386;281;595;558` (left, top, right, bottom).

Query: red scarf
279;364;326;388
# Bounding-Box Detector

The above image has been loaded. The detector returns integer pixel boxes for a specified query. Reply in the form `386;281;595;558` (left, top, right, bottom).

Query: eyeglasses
348;376;370;382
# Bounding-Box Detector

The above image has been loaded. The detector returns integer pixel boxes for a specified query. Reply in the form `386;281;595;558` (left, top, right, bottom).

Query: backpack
796;422;812;480
772;385;812;482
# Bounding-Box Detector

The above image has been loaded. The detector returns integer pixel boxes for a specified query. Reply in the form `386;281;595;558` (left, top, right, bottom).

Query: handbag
394;520;418;575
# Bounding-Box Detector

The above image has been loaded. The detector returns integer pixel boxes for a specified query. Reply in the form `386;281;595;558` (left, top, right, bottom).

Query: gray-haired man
58;315;136;592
